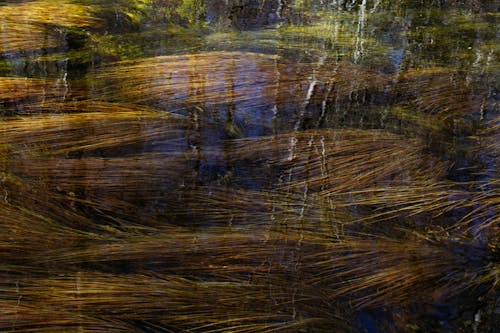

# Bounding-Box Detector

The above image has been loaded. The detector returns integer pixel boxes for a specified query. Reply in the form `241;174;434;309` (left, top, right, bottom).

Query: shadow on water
0;0;498;332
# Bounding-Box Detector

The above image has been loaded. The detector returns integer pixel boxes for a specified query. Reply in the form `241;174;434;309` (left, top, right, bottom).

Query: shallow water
0;1;498;332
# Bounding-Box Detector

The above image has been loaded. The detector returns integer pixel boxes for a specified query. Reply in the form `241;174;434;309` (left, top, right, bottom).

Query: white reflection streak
354;0;367;63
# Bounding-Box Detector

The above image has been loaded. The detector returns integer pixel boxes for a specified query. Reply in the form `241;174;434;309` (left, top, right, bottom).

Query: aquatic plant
0;1;99;28
94;51;390;113
2;216;493;332
0;101;186;156
0;1;497;332
0;77;88;113
161;186;356;232
477;117;500;160
0;22;62;55
0;268;354;333
226;128;447;194
327;180;494;222
3;153;200;225
0;1;100;54
396;68;494;121
0;171;124;234
304;230;498;309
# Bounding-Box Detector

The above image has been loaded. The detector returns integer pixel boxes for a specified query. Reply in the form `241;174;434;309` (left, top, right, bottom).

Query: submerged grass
0;1;100;54
1;160;497;332
396;67;495;121
226;128;447;194
0;23;61;55
0;101;193;224
0;1;100;28
0;101;186;156
327;181;498;230
164;186;357;233
0;270;351;333
1;218;493;332
305;231;498;309
0;3;498;331
0;77;89;112
4;153;199;224
94;51;390;113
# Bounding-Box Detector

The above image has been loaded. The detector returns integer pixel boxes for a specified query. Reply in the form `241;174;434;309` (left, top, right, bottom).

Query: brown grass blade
0;101;186;156
326;181;498;231
93;52;390;113
0;171;130;235
304;231;498;308
0;77;90;112
0;1;100;54
226;128;447;194
396;67;494;120
0;271;351;333
0;1;100;28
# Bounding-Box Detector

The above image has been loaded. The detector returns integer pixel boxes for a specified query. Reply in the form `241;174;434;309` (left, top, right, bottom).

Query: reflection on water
0;0;498;332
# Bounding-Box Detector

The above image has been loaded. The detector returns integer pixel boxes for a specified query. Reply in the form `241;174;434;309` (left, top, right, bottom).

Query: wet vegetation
0;0;498;332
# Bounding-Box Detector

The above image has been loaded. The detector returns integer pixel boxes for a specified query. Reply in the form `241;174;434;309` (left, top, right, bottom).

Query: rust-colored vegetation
396;67;494;121
303;231;498;308
1;94;496;331
0;77;90;113
94;52;390;111
0;1;100;54
0;101;186;156
0;2;498;331
225;129;447;194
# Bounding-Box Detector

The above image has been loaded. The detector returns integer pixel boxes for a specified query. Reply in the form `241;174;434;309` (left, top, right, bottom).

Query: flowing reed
0;270;350;333
0;1;100;54
19;221;497;316
327;181;497;226
0;23;61;54
4;153;199;223
94;51;390;113
0;3;497;332
304;231;498;308
0;77;88;112
0;101;186;156
0;1;99;28
0;171;123;236
226;128;447;194
453;180;499;235
0;102;191;222
397;68;493;120
1;181;496;331
0;77;64;103
478;117;500;160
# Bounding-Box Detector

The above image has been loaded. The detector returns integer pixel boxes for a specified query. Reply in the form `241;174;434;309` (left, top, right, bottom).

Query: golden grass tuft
304;231;498;308
94;51;390;111
0;101;186;156
396;67;493;120
226;128;447;194
0;171;123;236
326;181;497;228
0;23;61;54
0;1;100;54
0;270;352;332
15;221;497;316
0;1;100;28
478;117;500;158
0;177;496;331
0;77;89;110
4;153;199;221
0;101;192;222
453;180;499;235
